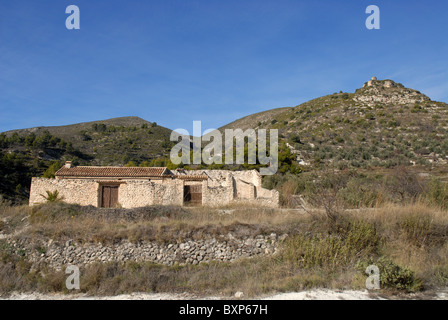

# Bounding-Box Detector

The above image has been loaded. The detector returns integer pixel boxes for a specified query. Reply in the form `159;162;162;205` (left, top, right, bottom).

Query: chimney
65;161;72;168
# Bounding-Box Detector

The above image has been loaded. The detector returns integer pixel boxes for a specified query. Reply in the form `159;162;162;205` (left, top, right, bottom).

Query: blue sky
1;0;447;133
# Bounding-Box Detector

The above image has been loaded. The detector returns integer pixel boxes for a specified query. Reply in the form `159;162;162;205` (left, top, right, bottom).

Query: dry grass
0;202;29;235
14;203;304;244
361;202;448;288
0;201;447;296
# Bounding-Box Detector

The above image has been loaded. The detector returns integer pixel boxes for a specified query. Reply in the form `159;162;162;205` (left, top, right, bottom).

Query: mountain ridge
1;77;448;202
212;77;448;169
3;116;158;136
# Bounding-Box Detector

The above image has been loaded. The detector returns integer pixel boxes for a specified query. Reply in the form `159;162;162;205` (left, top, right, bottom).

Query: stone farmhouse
29;162;279;208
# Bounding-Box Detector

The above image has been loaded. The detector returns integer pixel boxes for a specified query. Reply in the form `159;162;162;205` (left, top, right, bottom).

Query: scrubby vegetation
225;83;448;170
0;187;447;297
263;166;448;209
0;133;90;203
0;118;174;203
1;82;448;297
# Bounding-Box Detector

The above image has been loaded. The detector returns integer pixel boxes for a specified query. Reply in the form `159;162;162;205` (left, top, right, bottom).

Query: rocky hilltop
221;77;448;169
355;77;431;106
1;77;448;202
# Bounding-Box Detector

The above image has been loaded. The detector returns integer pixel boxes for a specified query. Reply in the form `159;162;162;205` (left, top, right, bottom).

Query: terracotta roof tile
174;175;208;181
55;166;169;178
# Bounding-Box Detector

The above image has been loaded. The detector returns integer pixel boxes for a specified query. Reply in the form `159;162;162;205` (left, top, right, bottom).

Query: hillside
218;107;291;132
3;116;173;165
0;117;174;202
6;116;152;137
2;77;448;203
220;77;448;169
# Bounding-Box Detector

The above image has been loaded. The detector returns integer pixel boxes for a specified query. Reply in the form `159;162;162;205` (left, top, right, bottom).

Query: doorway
101;185;119;208
183;185;202;206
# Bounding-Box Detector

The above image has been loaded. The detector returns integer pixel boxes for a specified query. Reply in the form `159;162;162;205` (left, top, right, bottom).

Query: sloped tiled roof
55;166;170;178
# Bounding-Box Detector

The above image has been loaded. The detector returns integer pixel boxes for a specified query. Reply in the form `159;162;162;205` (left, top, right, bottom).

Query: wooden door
101;185;119;208
184;185;202;205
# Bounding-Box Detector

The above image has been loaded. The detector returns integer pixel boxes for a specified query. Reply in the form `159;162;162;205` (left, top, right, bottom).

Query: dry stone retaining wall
9;233;284;271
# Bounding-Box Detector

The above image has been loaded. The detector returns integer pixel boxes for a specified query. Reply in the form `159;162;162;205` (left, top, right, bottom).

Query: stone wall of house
256;187;280;206
8;233;286;271
203;184;233;206
232;170;261;186
188;170;261;188
29;178;98;206
30;170;279;208
30;178;184;208
234;179;255;200
119;180;183;208
178;169;280;207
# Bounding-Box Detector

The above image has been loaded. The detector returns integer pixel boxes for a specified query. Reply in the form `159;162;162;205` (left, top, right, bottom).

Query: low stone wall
255;188;280;208
9;233;285;271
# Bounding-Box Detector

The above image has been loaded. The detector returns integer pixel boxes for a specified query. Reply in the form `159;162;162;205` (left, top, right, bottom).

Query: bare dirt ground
2;288;447;300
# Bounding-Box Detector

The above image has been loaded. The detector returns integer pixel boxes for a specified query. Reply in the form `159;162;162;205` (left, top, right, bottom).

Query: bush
304;170;351;222
423;179;448;209
290;135;302;144
356;257;423;292
42;161;62;179
339;177;385;208
124;161;137;167
262;173;310;207
385;166;424;202
281;219;379;270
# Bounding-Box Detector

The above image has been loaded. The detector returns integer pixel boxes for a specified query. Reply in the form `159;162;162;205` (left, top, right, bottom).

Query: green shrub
388;119;400;127
356;257;423;292
42;161;61;179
